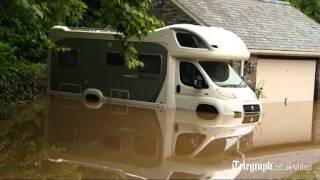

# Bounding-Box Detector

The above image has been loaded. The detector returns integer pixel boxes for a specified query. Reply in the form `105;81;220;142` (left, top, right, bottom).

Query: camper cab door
175;60;209;110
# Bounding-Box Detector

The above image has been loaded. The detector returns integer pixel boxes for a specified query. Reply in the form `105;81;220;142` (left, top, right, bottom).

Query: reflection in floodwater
241;102;320;154
255;102;313;146
2;96;320;179
47;95;261;179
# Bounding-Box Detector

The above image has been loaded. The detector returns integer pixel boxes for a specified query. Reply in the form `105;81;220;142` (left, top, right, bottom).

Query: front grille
243;104;260;115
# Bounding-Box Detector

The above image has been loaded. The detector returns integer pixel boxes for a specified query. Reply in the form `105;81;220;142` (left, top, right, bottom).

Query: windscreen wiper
236;76;246;87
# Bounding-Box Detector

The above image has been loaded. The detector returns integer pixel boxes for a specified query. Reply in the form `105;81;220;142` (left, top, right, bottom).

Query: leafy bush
0;0;86;104
0;42;46;104
289;0;320;23
0;0;86;62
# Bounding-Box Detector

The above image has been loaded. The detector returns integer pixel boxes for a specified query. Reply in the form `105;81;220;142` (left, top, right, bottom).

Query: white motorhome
48;24;262;116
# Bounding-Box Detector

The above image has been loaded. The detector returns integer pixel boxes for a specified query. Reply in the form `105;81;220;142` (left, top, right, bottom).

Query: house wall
256;59;316;102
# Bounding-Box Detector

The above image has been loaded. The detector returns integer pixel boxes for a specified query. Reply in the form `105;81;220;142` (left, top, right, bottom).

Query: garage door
256;59;316;102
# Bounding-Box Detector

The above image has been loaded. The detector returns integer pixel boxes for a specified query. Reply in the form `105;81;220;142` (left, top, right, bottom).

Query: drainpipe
240;60;244;77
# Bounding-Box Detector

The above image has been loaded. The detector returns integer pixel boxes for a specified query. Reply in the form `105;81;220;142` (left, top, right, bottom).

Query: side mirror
193;75;207;89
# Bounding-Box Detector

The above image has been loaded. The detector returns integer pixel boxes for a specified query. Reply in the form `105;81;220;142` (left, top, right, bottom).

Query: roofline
171;0;207;26
250;49;320;58
255;0;290;5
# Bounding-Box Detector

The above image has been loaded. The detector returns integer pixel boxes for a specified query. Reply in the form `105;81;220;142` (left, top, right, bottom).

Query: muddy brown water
0;96;319;179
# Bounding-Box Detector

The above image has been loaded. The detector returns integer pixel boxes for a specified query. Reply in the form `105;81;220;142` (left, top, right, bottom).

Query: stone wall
312;102;320;141
244;56;258;91
230;57;258;91
151;0;197;25
312;61;320;141
315;60;320;100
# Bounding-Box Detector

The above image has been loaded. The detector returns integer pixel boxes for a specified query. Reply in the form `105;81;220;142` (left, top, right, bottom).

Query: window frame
58;48;80;67
106;51;126;67
175;30;209;49
179;61;208;88
138;53;163;74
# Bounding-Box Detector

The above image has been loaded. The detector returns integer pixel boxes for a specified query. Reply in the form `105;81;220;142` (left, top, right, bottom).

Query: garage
255;59;316;102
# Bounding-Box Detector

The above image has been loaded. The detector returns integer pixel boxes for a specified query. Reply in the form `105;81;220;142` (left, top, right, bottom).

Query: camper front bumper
219;100;263;117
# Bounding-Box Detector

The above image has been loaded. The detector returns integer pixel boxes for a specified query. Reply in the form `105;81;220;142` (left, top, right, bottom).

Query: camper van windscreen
200;61;245;88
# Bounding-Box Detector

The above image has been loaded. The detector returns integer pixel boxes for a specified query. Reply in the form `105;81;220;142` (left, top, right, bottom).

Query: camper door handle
176;85;181;93
122;74;139;79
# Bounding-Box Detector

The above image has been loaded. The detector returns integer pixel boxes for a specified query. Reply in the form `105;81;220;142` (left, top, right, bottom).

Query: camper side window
139;54;162;74
58;49;79;66
106;52;125;66
180;62;205;87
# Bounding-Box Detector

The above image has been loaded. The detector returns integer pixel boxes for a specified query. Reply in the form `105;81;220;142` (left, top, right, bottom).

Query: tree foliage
79;0;163;68
0;0;87;104
0;0;162;104
0;0;86;62
0;42;46;103
100;0;163;68
289;0;320;23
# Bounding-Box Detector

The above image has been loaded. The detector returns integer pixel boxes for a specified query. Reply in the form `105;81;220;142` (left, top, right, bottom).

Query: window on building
106;52;125;66
180;61;206;87
176;31;207;49
58;49;79;66
138;54;162;74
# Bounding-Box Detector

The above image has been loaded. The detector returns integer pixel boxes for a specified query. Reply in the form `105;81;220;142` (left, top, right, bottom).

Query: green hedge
0;42;46;104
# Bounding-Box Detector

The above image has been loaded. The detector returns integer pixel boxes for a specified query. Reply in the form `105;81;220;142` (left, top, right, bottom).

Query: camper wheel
83;88;104;103
196;104;219;120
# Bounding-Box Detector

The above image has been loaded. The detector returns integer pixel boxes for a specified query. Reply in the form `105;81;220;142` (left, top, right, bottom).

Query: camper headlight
216;88;237;99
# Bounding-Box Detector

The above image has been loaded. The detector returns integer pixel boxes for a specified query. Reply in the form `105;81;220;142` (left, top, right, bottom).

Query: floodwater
0;95;319;179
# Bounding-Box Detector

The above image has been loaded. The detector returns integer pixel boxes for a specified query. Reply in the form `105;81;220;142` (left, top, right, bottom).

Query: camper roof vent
52;25;70;31
68;26;115;33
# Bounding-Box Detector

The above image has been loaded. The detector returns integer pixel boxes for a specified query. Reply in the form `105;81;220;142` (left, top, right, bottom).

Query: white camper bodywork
49;24;262;116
